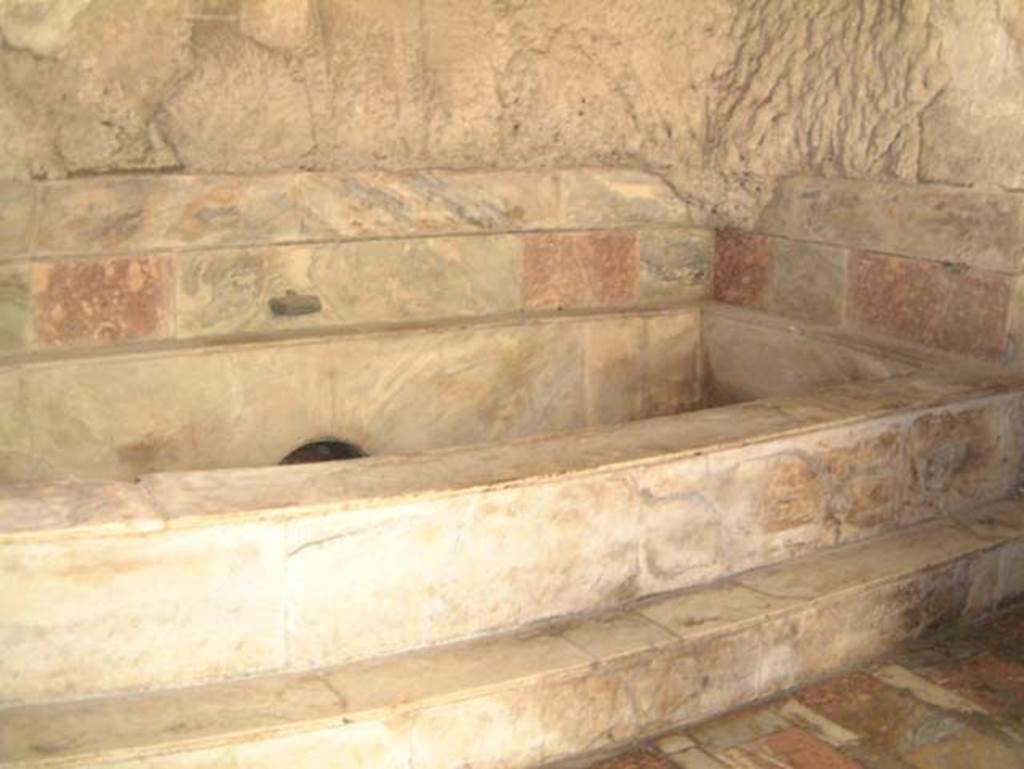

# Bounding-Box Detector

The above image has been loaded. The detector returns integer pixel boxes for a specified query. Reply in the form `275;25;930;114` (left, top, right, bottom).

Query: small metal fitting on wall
269;290;322;317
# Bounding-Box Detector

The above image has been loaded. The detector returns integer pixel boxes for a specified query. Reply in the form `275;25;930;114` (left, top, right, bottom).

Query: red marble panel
713;230;771;309
523;231;638;310
848;251;1010;359
33;255;170;347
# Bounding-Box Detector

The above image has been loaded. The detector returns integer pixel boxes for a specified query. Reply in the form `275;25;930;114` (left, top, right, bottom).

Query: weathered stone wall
0;0;1022;360
0;0;981;191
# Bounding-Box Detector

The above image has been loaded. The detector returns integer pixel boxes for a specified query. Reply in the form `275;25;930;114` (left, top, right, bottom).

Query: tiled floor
544;603;1024;769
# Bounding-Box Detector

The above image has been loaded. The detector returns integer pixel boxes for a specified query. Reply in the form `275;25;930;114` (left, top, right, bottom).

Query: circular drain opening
279;438;367;465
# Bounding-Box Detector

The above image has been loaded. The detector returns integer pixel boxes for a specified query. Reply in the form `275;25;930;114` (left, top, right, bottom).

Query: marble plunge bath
1;301;1023;705
0;302;966;483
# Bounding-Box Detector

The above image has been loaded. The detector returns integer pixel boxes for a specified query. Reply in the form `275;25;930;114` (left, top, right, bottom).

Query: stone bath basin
1;302;1022;705
0;301;953;483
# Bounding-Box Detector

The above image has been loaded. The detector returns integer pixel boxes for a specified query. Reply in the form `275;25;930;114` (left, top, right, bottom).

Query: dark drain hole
279;438;367;465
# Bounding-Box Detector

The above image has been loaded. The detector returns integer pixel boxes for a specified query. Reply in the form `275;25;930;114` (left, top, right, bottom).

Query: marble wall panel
175;235;523;337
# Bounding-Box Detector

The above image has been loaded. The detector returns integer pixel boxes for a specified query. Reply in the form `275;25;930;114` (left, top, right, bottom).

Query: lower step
3;501;1023;769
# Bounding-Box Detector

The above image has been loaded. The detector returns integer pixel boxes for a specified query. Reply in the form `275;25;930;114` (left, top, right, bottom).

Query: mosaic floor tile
688;706;789;752
871;665;989;716
717;726;864;769
903;726;1024;769
774;698;861;747
915;652;1024;720
654;733;695;755
588;749;677;769
669;748;727;768
795;673;966;755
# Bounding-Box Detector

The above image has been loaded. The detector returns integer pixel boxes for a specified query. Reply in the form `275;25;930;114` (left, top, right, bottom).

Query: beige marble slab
23;350;244;482
756;176;1024;274
0;180;33;260
30;167;697;258
559;611;678;662
955;498;1024;540
774;699;860;747
638;580;800;639
174;235;523;338
633;455;725;594
0;480;161;539
735;520;990;601
0;522;286;703
905;397;1022;518
0;262;30;354
297;169;563;240
34;175;316;255
0;369;36;485
561;169;694;229
644;310;703;415
872;664;990;715
703;308;916;405
322;631;592;718
637;228;712;306
583;315;648;426
0;673;341;763
283;473;639;667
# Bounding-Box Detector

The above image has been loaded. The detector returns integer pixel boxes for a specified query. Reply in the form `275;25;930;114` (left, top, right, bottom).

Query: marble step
6;378;1022;706
2;500;1022;769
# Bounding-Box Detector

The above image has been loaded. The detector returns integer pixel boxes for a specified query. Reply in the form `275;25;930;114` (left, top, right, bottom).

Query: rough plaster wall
921;0;1024;190
708;0;944;181
0;0;1020;210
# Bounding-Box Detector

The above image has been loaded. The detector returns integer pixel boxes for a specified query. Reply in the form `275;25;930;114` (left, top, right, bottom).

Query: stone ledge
27;169;695;258
1;502;1021;769
1;368;1015;541
755;176;1024;275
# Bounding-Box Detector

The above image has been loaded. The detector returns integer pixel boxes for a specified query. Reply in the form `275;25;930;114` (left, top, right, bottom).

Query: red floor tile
795;672;964;754
718;726;864;769
588;749;676;769
918;652;1024;719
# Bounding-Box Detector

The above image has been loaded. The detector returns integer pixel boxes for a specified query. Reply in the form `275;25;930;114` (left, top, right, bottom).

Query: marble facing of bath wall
712;181;1024;363
0;166;716;484
0;170;712;358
